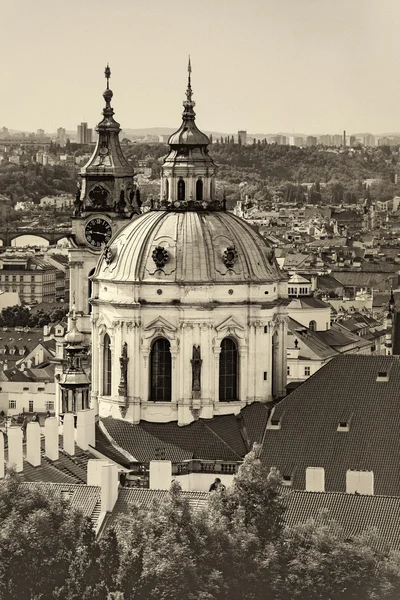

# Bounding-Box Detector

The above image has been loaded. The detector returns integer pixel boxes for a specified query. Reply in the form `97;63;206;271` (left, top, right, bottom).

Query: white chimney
346;470;374;495
149;460;172;490
87;459;108;486
45;417;59;462
63;413;75;456
100;463;119;512
8;427;23;472
305;467;325;492
26;422;41;467
76;409;95;451
0;431;4;478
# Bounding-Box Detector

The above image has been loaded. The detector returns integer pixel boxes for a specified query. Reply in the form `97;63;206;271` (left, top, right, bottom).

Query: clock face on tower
84;218;112;248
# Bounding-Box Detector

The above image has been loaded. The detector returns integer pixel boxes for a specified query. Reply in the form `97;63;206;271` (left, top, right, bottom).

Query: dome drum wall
90;303;288;425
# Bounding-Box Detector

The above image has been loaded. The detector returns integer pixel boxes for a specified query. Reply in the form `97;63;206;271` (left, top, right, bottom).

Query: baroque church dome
95;209;281;284
89;60;289;427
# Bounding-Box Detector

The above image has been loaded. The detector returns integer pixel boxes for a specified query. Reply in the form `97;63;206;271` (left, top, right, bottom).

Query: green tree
0;472;95;600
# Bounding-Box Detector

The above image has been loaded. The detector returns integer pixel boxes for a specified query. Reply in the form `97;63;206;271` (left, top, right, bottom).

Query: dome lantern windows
196;179;203;201
178;179;185;201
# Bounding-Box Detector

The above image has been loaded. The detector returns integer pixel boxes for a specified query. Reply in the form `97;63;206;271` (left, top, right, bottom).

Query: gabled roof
288;319;338;360
261;355;400;496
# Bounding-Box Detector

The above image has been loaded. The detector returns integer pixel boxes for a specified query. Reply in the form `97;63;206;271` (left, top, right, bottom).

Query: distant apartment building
57;127;66;147
378;137;391;146
270;135;287;145
0;127;8;138
306;136;317;147
77;122;93;145
238;130;247;145
0;254;59;304
158;134;170;143
36;129;45;138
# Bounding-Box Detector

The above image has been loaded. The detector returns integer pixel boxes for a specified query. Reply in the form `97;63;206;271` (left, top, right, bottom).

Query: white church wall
94;298;288;425
288;305;331;331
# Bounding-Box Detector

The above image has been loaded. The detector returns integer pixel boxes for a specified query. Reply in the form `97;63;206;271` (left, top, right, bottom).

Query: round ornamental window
157;289;163;295
222;246;238;268
152;246;169;268
228;289;234;295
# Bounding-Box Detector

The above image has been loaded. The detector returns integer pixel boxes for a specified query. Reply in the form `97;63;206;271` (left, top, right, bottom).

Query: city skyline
2;0;399;134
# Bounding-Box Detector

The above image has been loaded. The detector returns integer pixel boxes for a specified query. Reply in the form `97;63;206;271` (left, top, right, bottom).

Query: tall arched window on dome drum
178;179;185;201
150;338;172;401
196;179;203;201
88;268;95;314
103;334;112;396
309;320;317;332
165;179;169;200
219;337;238;402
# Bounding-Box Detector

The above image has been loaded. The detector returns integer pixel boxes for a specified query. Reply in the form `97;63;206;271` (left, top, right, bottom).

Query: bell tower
68;65;140;340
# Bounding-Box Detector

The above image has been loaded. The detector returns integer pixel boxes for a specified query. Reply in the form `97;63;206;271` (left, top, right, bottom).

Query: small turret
59;309;90;415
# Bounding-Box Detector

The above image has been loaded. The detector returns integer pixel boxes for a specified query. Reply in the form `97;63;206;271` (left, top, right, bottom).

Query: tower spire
105;63;111;90
186;56;192;102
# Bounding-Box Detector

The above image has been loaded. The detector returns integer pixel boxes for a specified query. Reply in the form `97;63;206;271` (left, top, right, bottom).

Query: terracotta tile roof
21;482;101;526
261;355;400;496
99;405;268;466
283;490;400;551
139;417;244;461
238;402;270;449
20;460;80;484
95;426;132;468
101;418;193;463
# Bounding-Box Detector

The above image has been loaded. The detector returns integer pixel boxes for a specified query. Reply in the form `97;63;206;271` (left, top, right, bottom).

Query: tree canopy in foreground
2;451;400;599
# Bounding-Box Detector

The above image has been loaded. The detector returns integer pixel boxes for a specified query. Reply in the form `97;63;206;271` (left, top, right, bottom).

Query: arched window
196;179;203;201
88;268;95;314
103;334;112;396
309;320;317;332
178;179;185;201
219;337;238;402
150;338;172;401
165;179;169;200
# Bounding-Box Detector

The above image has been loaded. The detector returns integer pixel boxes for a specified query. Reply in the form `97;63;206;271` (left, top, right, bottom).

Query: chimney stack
77;409;95;451
305;467;325;492
149;460;172;490
8;427;23;472
100;463;119;513
45;417;59;462
346;470;374;495
63;413;75;456
87;459;108;486
26;422;41;467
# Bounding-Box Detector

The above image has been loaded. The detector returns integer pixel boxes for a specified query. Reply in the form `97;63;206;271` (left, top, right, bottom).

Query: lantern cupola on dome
159;58;220;211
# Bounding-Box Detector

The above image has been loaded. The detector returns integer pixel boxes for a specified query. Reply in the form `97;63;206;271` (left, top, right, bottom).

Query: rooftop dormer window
377;371;389;382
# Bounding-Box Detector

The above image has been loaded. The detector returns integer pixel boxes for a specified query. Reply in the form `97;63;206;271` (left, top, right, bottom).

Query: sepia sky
1;0;400;135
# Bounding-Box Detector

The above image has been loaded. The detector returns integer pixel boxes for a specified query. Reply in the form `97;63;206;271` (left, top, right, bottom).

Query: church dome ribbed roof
94;210;282;284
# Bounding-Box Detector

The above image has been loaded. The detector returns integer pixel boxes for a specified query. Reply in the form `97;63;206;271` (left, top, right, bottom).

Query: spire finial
105;63;111;90
186;56;193;103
